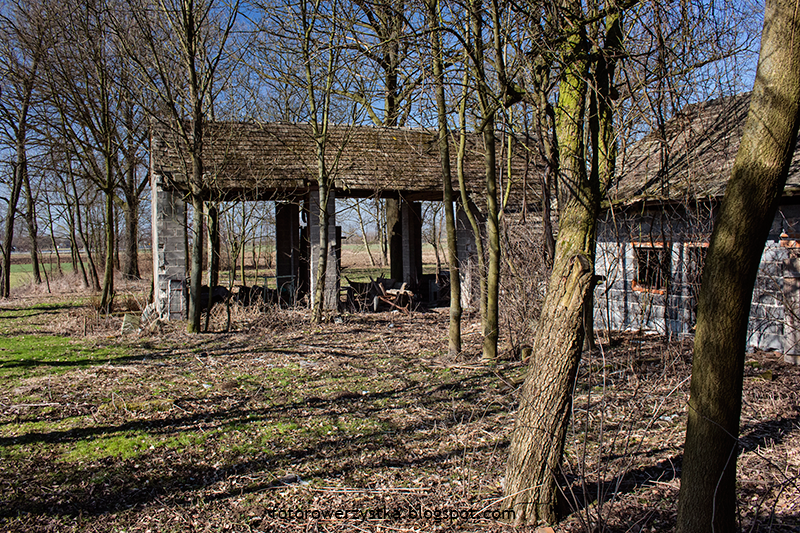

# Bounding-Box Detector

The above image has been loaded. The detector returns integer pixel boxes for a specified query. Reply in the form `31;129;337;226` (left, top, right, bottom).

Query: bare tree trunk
469;0;500;363
300;0;340;324
677;1;800;530
114;202;121;271
121;104;142;280
503;2;597;522
99;186;115;312
69;212;89;288
187;192;205;332
312;182;331;323
122;200;140;279
354;200;376;267
186;56;206;332
62;169;89;288
186;21;206;333
378;199;388;266
584;9;622;353
456;67;487;321
44;191;63;276
22;165;41;284
72;177;101;291
2;162;24;298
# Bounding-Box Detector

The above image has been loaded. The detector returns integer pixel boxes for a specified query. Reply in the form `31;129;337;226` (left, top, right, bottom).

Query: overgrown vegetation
0;289;797;532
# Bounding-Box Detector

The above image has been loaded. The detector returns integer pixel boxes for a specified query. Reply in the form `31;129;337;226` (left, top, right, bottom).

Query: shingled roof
150;121;540;205
609;93;800;206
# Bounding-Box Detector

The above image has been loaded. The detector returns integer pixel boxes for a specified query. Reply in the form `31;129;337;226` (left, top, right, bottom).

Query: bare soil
0;288;798;532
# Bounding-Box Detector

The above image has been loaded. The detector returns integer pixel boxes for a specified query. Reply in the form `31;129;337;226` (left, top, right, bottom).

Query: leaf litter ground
0;294;798;532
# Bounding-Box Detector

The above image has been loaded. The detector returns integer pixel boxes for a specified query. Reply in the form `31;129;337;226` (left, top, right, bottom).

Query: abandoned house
149;121;538;319
594;93;800;364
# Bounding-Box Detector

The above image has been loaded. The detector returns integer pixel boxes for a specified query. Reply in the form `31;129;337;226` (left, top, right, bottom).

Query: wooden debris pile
344;277;414;314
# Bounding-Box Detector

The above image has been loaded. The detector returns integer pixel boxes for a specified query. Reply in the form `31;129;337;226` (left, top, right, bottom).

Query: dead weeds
0;297;798;532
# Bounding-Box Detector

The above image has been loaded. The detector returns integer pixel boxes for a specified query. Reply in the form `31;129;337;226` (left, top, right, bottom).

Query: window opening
634;244;671;291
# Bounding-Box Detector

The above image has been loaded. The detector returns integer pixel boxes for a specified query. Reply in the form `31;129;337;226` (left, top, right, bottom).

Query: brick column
457;205;480;309
401;200;423;289
275;201;301;302
152;176;186;320
386;196;403;282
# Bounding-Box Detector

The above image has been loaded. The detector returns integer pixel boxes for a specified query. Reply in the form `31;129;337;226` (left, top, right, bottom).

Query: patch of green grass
8;262;76;289
162;431;212;453
0;334;134;379
65;430;158;462
65;426;223;463
341;266;391;283
261;363;303;388
0;417;83;438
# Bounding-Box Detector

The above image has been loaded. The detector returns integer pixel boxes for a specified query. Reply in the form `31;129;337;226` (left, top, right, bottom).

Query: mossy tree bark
503;28;593;522
503;1;623;524
676;1;800;531
468;0;500;363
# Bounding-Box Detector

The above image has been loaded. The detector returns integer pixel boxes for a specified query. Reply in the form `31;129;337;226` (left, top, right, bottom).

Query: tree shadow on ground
557;412;800;530
0;372;506;519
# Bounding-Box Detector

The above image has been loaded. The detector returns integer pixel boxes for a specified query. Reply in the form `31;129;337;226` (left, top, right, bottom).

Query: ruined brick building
149;121;537;319
594;93;800;364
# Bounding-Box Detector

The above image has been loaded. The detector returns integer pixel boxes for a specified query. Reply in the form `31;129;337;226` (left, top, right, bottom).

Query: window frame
632;241;672;294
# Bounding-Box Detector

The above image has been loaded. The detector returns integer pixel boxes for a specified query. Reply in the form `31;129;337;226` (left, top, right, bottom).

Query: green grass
341;266;391;283
0;334;135;379
8;261;75;289
64;427;222;462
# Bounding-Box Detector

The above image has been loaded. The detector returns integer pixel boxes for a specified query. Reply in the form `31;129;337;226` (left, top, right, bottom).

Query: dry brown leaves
0;297;798;533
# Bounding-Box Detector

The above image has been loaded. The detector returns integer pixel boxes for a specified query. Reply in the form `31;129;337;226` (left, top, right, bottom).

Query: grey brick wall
594;204;800;355
152;177;186;320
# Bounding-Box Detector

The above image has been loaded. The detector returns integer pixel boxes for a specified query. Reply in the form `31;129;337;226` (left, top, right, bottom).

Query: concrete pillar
457;205;480;309
308;189;339;310
152;177;187;320
401;200;423;289
276;201;301;302
386;196;403;282
206;202;220;288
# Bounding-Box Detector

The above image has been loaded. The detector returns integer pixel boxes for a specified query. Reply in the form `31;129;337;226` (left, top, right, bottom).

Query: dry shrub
499;215;550;357
557;337;692;531
200;298;298;333
14;270;88;297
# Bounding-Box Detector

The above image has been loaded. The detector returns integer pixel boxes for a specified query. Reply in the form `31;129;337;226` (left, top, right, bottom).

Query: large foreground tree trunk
676;1;800;531
502;6;596;522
